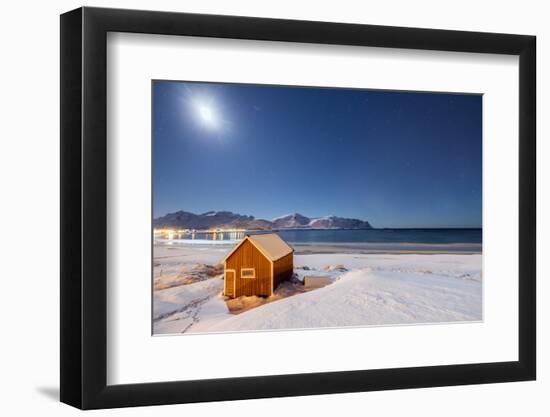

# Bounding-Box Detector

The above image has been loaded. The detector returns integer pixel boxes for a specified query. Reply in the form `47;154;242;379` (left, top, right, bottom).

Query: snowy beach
153;243;482;335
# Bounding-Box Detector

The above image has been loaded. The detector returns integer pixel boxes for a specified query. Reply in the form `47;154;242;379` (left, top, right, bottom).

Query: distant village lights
153;228;247;242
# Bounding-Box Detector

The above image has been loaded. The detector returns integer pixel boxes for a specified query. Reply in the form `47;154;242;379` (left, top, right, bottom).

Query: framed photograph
60;7;536;409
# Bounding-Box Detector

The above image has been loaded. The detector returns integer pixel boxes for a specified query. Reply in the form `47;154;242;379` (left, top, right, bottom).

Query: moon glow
197;103;217;128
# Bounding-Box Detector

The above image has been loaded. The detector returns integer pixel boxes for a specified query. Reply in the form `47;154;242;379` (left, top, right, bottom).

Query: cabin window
241;268;256;279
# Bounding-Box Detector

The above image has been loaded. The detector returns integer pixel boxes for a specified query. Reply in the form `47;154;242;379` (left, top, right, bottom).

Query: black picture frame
60;6;536;410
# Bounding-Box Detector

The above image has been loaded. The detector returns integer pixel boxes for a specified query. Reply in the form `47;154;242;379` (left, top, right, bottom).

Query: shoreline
292;242;481;255
155;241;482;255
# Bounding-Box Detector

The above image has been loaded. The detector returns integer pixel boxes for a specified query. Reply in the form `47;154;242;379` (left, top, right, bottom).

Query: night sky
153;81;482;228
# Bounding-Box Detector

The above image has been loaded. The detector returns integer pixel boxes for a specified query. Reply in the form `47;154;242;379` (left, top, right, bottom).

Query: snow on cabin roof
248;233;293;261
224;233;294;263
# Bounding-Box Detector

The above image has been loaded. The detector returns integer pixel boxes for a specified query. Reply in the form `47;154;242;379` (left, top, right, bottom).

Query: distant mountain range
154;210;373;230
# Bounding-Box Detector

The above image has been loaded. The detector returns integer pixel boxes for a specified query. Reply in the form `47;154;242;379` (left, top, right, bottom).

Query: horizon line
153;208;481;229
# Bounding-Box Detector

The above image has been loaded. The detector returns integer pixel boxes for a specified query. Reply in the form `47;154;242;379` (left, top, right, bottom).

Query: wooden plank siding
273;252;294;290
226;239;272;297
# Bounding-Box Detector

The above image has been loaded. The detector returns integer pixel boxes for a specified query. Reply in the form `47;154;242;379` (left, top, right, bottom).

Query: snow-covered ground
153;245;482;335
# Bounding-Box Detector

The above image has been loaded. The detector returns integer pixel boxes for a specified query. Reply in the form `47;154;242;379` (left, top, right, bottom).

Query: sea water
157;228;481;245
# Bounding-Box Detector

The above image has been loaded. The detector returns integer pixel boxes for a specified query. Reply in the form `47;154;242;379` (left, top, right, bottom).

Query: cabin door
224;269;236;297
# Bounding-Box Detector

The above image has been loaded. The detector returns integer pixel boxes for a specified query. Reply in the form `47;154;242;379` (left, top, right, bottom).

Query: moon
196;103;218;129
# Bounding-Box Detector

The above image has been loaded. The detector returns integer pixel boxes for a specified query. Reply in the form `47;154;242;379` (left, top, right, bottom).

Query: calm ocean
164;228;482;245
255;228;481;244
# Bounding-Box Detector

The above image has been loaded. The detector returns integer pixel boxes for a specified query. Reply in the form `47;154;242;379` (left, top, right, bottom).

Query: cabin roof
247;233;294;261
223;233;294;263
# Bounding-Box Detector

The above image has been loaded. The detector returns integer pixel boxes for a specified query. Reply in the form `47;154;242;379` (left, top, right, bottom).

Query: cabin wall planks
273;252;293;289
224;234;294;298
226;239;272;297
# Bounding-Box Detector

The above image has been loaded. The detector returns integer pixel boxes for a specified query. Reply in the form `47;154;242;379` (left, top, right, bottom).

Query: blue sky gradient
153;81;482;228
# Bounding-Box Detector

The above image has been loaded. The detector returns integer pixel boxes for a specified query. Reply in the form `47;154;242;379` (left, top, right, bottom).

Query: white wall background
0;0;545;415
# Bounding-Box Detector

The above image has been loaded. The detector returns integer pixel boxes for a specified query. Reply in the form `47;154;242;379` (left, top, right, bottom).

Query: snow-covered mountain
153;210;272;230
273;213;372;229
271;213;311;228
154;210;372;230
307;215;372;229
